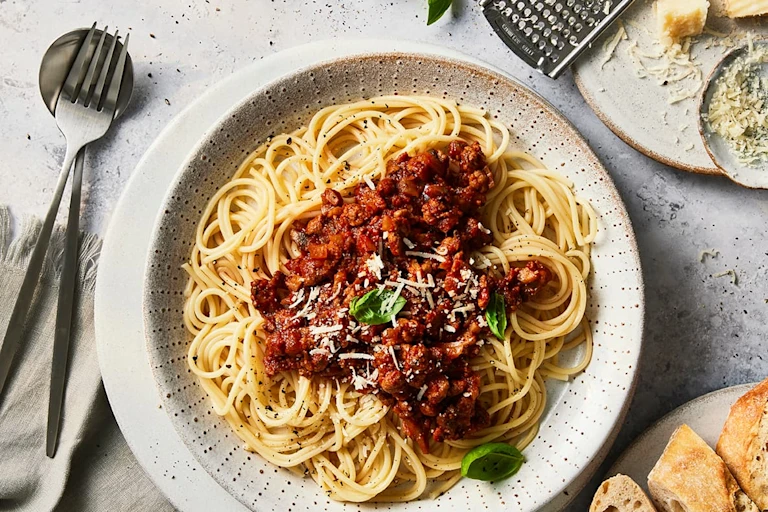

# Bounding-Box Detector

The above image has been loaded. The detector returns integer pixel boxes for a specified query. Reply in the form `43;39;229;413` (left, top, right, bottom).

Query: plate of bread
589;377;768;511
573;0;768;182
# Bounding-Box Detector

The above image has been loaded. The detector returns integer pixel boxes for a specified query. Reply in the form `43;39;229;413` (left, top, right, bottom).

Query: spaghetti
182;95;597;502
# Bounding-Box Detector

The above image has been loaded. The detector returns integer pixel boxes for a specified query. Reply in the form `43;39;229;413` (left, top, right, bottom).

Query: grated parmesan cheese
713;268;738;285
363;175;376;190
601;21;627;69
365;253;385;281
384;281;405;312
452;304;476;315
624;32;703;104
471;253;492;270
339;353;375;360
405;251;446;262
388;345;400;371
292;286;320;319
288;288;305;309
698;248;720;262
309;324;344;336
416;385;428;401
425;289;435;309
704;41;768;166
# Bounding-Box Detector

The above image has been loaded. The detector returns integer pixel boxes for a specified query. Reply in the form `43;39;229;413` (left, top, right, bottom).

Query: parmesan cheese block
724;0;768;18
656;0;710;47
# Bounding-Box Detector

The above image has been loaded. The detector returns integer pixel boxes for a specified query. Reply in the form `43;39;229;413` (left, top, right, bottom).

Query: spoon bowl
39;27;133;118
698;42;768;189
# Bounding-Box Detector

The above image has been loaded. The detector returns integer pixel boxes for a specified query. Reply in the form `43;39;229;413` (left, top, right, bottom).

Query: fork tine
77;27;108;106
102;32;129;114
91;30;119;110
61;22;97;100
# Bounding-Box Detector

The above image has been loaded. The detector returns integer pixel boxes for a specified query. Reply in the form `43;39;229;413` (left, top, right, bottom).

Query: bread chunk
717;378;768;511
648;424;759;512
590;474;658;512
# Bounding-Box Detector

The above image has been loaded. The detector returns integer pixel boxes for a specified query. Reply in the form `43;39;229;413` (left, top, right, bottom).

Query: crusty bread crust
648;424;759;512
717;378;768;511
590;474;658;512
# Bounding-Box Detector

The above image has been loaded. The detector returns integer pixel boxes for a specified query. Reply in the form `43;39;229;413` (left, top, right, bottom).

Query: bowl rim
142;50;646;510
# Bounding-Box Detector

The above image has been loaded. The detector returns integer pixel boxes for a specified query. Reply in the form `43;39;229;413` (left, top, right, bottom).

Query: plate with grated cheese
572;0;768;183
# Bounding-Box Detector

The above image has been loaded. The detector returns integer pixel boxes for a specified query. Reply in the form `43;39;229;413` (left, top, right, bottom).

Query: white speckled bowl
143;53;644;512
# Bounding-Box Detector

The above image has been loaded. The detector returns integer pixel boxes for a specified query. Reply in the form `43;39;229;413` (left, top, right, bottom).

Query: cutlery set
0;23;132;458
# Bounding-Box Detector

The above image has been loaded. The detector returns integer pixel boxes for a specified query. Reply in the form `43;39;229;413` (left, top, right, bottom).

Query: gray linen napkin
0;206;174;512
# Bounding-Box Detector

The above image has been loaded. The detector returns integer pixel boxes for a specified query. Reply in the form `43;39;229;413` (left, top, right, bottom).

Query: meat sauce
251;141;552;452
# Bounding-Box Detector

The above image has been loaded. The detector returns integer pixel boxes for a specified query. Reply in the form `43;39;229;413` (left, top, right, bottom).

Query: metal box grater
482;0;634;79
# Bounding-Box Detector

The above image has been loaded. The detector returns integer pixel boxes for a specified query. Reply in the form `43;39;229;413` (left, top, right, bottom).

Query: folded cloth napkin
0;206;174;512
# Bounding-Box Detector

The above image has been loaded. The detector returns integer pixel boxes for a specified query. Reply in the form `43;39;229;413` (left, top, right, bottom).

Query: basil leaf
350;289;407;325
461;443;525;481
427;0;452;25
485;292;507;341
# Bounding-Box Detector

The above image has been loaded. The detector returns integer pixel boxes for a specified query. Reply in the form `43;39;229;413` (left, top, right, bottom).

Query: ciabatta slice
590;474;658;512
648;424;759;512
717;378;768;511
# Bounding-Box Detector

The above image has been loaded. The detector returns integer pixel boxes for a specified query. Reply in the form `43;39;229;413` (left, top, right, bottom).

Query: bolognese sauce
251;141;551;452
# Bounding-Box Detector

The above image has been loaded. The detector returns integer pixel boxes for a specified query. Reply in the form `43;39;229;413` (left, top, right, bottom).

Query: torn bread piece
648;424;759;512
656;0;710;47
717;378;768;511
590;474;658;512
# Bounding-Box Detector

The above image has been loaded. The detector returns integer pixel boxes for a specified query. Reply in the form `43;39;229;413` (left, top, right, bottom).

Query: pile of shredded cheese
601;20;752;106
704;39;768;166
629;38;703;104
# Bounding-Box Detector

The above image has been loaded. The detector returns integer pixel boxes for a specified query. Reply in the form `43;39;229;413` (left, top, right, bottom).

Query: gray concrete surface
1;0;766;509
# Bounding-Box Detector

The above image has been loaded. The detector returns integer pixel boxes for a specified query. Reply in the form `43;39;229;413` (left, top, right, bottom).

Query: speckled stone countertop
1;1;766;510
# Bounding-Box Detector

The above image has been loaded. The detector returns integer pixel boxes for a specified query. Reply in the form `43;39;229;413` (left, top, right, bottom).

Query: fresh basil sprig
350;289;407;325
427;0;452;25
485;292;507;341
461;443;525;481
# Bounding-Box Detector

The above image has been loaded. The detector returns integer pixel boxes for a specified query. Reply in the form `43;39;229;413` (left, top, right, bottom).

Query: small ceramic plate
608;382;756;492
698;44;768;189
142;52;644;511
572;0;768;182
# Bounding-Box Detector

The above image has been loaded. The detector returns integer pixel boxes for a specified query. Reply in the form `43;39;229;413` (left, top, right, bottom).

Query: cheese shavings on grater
483;0;635;78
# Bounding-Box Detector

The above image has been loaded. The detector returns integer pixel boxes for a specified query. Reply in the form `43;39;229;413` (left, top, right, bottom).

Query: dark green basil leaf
485;292;507;341
461;443;525;481
350;289;407;325
427;0;452;25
